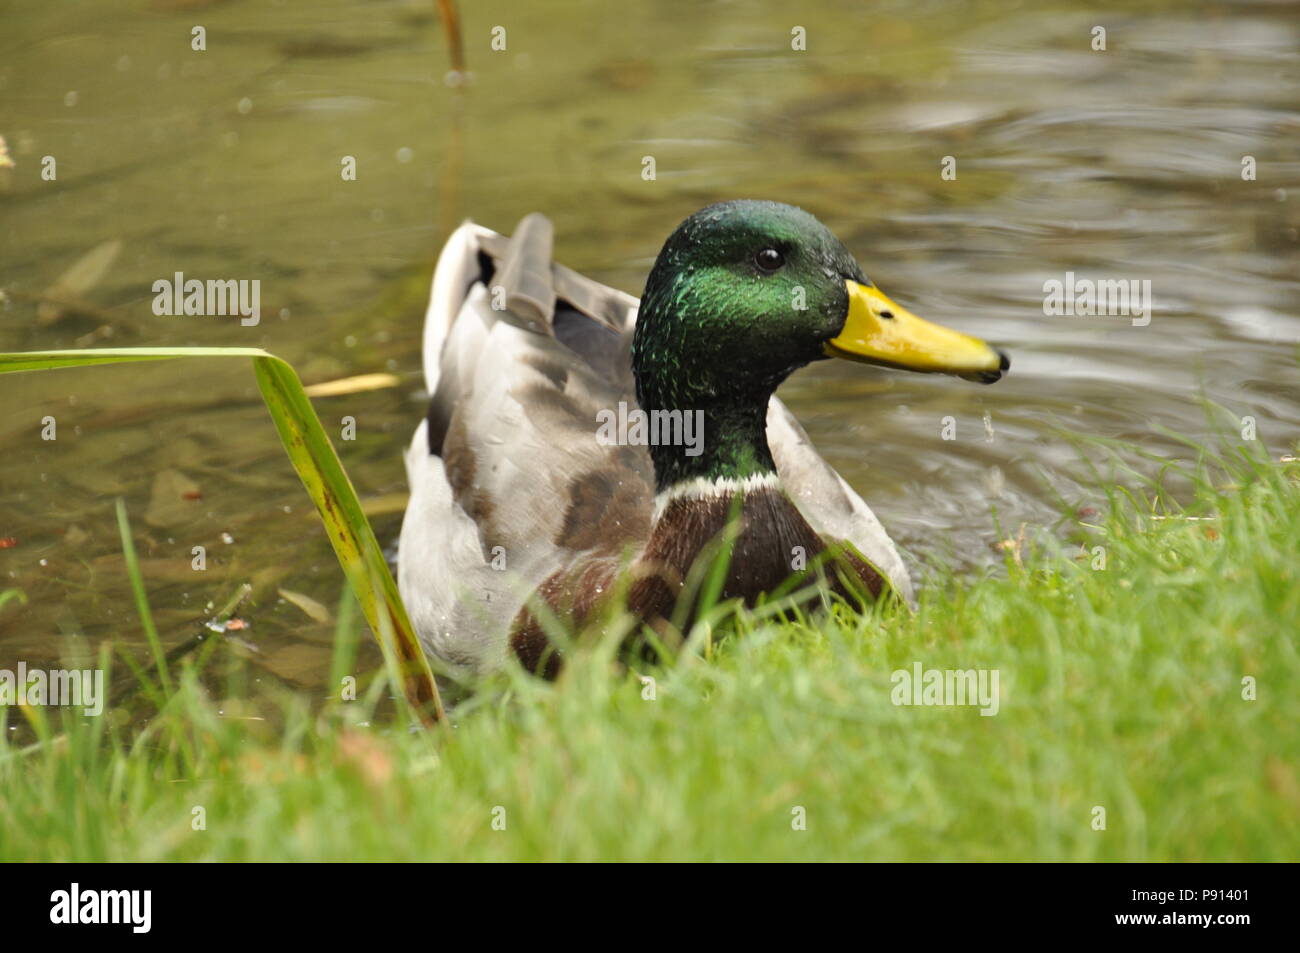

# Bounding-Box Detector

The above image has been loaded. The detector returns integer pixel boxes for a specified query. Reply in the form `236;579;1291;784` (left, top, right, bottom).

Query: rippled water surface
2;0;1298;687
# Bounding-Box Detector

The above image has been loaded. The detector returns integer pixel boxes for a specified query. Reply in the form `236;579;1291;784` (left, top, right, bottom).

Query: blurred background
2;0;1297;691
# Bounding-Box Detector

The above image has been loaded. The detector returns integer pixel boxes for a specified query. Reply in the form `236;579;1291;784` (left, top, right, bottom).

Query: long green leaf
0;348;444;723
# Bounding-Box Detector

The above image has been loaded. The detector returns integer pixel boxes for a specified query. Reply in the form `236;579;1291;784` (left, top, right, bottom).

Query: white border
651;472;781;521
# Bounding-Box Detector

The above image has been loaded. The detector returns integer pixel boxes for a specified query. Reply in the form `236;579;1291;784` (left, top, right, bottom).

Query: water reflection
1;0;1296;684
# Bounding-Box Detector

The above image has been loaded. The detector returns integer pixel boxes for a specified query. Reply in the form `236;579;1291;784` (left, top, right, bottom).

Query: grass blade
0;347;444;723
114;498;171;696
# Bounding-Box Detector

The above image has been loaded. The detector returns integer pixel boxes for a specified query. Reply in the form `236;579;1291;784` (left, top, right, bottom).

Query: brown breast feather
509;486;887;677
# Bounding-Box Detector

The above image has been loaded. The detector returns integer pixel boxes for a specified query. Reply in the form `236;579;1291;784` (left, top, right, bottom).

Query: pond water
2;0;1297;693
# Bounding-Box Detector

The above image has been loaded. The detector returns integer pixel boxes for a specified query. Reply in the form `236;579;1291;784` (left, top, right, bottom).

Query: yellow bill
825;281;1009;383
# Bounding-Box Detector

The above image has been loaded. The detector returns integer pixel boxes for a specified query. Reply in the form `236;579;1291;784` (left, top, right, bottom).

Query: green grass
2;446;1297;861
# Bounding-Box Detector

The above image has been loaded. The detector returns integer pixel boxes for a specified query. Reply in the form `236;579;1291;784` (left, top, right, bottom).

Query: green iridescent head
632;200;1008;490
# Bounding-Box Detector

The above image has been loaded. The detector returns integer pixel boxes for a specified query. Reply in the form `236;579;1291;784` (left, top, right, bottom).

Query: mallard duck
399;200;1008;677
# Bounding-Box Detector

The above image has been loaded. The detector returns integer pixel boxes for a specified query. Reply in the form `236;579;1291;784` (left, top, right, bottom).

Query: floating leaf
360;492;409;517
278;587;333;625
38;239;122;325
303;372;401;397
143;469;202;528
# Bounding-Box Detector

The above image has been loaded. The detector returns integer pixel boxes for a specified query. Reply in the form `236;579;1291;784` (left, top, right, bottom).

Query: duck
398;200;1009;678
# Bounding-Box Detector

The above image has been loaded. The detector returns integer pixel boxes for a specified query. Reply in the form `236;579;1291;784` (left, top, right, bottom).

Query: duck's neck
648;400;776;493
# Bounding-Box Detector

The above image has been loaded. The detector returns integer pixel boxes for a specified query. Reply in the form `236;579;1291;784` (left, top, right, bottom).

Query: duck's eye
754;248;785;273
